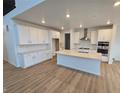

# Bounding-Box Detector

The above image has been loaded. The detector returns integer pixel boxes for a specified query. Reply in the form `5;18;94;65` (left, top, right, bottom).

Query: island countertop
56;50;102;60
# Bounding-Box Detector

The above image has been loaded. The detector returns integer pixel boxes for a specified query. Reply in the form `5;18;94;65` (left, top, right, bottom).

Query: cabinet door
91;31;98;44
35;52;44;63
98;30;103;41
43;30;49;43
17;24;30;44
29;27;38;44
38;29;48;43
56;32;60;38
51;31;60;39
103;29;112;41
23;54;32;68
98;29;112;42
74;31;80;43
30;53;37;65
51;31;56;38
38;29;43;43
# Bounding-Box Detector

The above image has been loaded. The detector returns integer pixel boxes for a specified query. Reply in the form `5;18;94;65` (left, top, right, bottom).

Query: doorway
65;33;70;50
52;39;59;55
52;39;59;63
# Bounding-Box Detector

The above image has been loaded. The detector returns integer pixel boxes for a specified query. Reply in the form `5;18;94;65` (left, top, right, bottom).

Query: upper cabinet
29;27;39;44
90;31;98;44
16;24;49;45
98;29;112;42
51;31;60;39
40;29;49;43
17;24;30;44
74;31;80;44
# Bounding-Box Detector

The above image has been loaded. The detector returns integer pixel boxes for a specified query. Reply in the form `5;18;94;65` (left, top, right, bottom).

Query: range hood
80;28;89;40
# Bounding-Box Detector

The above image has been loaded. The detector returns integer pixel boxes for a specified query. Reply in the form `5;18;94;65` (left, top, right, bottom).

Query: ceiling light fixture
107;20;111;24
114;1;120;6
66;9;70;18
61;26;64;30
66;14;70;18
80;24;82;28
41;18;45;24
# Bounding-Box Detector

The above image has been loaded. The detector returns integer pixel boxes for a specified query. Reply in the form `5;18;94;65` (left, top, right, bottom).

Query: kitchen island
56;50;102;75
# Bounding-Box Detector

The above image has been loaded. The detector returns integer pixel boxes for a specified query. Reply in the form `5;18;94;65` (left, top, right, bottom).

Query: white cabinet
20;50;52;68
16;24;49;45
98;29;112;42
42;30;49;43
29;27;39;44
23;54;32;68
38;30;43;43
38;29;49;44
74;31;80;43
17;24;30;44
91;31;98;44
51;31;60;39
102;56;108;62
23;53;38;68
29;27;49;44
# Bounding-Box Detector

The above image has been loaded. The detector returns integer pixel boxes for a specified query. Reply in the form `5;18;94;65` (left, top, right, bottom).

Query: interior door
65;33;70;50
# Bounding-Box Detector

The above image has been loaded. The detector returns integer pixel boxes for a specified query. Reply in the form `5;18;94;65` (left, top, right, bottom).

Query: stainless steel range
78;47;90;53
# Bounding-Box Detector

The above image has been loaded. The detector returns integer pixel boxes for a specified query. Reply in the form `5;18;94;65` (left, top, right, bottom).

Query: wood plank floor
3;59;120;93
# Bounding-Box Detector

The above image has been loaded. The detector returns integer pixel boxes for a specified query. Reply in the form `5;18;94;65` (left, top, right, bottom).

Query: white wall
3;20;20;67
3;42;8;61
112;25;120;60
109;24;120;64
52;39;55;55
3;27;8;61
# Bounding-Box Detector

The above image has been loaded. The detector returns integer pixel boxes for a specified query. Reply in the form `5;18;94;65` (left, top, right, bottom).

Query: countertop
18;49;51;54
56;50;102;60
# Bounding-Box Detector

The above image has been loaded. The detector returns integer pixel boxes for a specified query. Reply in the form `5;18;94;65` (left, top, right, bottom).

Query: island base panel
57;54;101;75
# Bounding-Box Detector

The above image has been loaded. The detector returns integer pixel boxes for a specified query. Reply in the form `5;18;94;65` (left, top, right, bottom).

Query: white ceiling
14;0;120;30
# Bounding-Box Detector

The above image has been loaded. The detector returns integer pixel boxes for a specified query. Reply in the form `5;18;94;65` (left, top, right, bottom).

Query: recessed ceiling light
42;20;45;24
61;26;64;30
41;18;45;24
80;24;82;28
114;1;120;7
66;9;70;18
107;20;111;24
66;14;70;18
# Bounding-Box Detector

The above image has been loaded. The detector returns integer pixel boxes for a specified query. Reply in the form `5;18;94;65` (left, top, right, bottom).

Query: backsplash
74;40;97;50
17;44;50;53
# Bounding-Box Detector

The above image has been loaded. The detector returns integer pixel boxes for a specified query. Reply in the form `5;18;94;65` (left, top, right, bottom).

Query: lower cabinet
23;54;32;68
101;56;108;62
20;50;52;68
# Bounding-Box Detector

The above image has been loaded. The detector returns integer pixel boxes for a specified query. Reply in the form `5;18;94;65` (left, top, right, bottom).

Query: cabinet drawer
102;56;108;62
